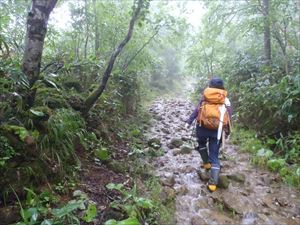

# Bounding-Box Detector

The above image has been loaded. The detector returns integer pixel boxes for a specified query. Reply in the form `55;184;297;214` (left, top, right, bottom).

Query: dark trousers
196;125;221;182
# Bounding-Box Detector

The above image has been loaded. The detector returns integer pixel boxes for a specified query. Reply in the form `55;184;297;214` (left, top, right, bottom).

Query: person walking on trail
185;77;232;192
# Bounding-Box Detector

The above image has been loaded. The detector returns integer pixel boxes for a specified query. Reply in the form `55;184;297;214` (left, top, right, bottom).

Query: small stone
195;198;209;210
172;149;181;156
160;187;176;202
180;165;196;173
218;175;230;189
191;216;209;225
161;127;170;134
148;137;161;149
174;185;188;195
262;208;270;215
161;174;175;187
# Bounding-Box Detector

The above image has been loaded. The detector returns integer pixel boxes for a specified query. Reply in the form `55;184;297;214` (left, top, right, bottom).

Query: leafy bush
38;108;85;172
251;148;273;167
267;158;285;172
15;188;97;225
0;135;15;167
231;127;264;153
105;183;153;223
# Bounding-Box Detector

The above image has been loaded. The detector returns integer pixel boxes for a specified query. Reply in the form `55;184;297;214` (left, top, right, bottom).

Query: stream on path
147;98;300;225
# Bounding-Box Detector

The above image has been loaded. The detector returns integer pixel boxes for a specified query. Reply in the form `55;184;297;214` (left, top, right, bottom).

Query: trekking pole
191;122;197;149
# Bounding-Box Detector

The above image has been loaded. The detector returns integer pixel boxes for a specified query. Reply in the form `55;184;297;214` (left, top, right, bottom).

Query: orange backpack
197;87;229;130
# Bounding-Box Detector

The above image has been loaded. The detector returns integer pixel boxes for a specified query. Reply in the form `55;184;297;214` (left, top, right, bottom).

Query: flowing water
147;98;300;225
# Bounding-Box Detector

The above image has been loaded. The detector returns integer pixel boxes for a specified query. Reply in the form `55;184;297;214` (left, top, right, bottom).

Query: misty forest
0;0;299;224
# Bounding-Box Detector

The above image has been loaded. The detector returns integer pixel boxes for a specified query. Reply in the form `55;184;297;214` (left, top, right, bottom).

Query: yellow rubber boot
201;163;212;170
208;184;217;192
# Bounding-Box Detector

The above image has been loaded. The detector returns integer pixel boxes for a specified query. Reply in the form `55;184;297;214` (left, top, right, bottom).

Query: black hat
209;77;224;89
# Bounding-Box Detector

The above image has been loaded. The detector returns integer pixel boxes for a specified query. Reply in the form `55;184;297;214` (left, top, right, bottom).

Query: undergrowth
231;126;300;188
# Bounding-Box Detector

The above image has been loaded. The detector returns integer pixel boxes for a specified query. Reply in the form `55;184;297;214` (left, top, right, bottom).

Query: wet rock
174;185;188;195
218;175;230;189
195;198;209;210
147;137;161;149
199;210;235;224
180;145;193;154
197;169;210;181
228;173;246;183
222;191;253;214
241;212;258;225
160;187;176;202
161;173;175;187
275;197;288;207
180;165;196;173
161;127;170;134
153;114;163;121
191;216;209;225
172;149;181;156
168;138;184;149
181;136;190;141
262;208;271;215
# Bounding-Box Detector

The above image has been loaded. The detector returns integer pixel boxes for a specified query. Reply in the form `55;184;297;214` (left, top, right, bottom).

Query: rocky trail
147;98;300;225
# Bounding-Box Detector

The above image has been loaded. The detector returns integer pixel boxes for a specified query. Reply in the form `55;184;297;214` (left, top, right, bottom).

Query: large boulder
221;190;253;214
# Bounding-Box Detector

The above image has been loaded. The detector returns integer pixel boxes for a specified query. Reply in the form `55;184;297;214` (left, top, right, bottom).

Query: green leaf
95;148;109;161
30;109;45;117
267;159;285;172
106;183;123;191
44;78;60;91
82;203;97;222
52;201;82;218
266;139;276;145
296;167;300;177
135;198;153;209
23;208;38;223
256;148;273;158
41;219;53;225
105;218;140;225
105;219;118;225
117;217;140;225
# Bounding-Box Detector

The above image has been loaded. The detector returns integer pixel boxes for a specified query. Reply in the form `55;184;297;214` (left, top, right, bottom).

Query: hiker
185;77;232;192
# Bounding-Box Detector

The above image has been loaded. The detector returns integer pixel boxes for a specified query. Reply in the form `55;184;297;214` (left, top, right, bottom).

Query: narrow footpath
148;98;300;225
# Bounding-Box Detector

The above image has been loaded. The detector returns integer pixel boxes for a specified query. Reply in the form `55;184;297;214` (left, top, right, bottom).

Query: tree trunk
93;0;100;57
22;0;57;106
262;0;271;65
83;0;144;114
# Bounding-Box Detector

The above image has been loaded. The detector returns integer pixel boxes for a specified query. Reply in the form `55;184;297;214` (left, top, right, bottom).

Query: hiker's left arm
185;98;203;125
